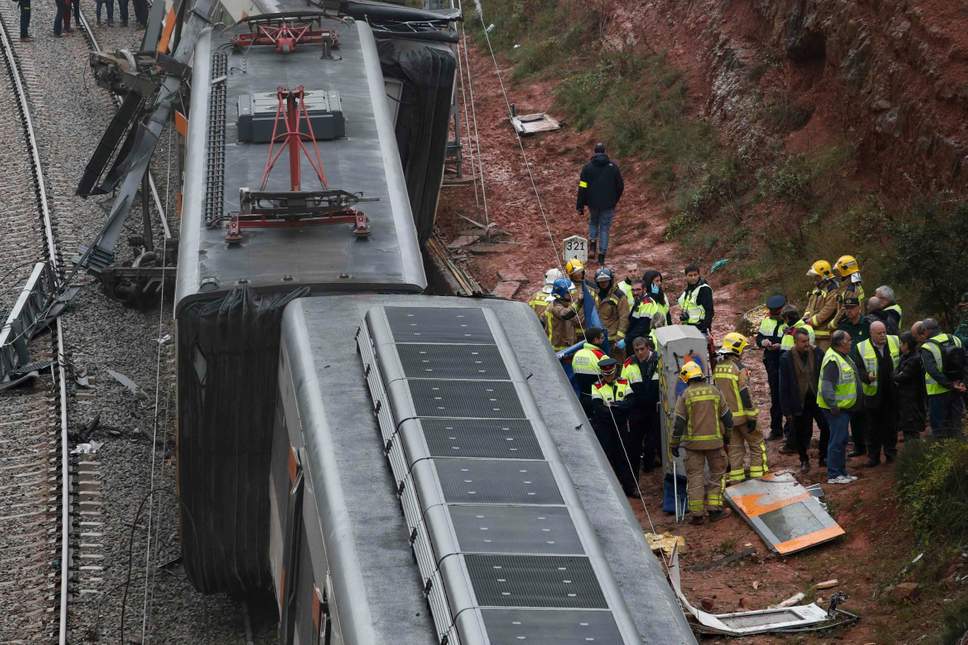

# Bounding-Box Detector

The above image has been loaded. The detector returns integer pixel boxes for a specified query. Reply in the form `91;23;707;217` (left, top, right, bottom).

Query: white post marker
563;235;588;265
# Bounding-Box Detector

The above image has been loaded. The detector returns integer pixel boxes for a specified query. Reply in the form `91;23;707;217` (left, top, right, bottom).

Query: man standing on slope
576;143;624;265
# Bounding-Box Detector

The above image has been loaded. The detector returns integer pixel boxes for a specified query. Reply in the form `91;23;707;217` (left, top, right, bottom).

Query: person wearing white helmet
528;268;563;328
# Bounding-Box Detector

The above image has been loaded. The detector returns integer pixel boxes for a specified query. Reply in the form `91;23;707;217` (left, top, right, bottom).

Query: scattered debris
774;592;806;608
70;441;104;455
446;234;480;250
752;580;761;590
645;532;686;557
106;368;146;399
669;545;859;635
709;258;730;273
724;472;845;555
510;111;561;136
815;579;840;590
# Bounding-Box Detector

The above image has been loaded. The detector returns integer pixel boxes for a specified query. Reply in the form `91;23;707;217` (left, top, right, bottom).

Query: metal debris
510;111;561;136
724;472;845;555
106;368;146;399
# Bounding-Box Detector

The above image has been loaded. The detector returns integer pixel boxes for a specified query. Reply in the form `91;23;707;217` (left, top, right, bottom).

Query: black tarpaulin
378;38;456;243
177;285;308;594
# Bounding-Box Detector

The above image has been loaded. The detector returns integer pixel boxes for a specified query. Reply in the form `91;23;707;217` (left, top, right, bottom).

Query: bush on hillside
889;200;968;327
895;438;968;546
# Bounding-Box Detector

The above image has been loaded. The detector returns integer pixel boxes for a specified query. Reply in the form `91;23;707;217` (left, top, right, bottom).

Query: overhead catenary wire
472;1;661;538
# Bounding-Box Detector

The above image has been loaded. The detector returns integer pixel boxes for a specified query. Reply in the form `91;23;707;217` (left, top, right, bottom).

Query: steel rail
0;11;71;645
77;9;172;240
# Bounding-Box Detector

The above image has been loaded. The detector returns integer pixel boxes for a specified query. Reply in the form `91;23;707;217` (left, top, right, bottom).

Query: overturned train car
174;2;695;643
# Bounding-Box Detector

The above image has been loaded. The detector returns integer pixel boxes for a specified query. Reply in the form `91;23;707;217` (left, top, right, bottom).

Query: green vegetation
895;439;968;644
473;0;968;323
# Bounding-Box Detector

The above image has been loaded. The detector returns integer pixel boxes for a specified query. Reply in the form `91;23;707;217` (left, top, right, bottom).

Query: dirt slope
435;22;963;642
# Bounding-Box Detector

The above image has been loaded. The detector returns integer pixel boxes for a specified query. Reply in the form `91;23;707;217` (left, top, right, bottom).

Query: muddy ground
435;41;956;644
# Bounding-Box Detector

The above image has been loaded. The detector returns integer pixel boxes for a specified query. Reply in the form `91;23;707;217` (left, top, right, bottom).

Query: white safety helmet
542;268;564;293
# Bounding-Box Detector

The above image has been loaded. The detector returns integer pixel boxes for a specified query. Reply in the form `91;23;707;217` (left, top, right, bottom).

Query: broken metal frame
667;545;859;636
77;0;214;276
0;262;67;383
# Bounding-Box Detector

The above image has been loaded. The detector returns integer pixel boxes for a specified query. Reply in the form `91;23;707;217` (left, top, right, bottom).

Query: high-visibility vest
923;333;962;395
573;343;606;375
780;320;815;350
631;298;662;321
816;349;859;410
681;384;725;446
884;303;902;326
616;280;634;307
591;378;631;404
621;357;659;384
758;317;787;344
678;283;711;325
713;360;755;424
856;336;900;396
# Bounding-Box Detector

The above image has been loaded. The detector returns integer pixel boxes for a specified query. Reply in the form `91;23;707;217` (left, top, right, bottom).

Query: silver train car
173;1;695;642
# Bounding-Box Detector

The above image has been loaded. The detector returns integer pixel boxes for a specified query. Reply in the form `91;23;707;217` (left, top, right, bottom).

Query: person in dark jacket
779;327;829;471
893;331;926;441
756;294;788;444
677;265;715;335
622;337;661;475
576;143;624;265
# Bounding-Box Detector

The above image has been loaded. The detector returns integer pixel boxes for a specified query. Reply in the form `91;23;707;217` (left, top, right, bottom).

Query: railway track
0;9;71;645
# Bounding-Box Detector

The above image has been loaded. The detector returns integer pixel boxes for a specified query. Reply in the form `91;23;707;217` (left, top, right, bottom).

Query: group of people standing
758;257;966;485
13;0;149;40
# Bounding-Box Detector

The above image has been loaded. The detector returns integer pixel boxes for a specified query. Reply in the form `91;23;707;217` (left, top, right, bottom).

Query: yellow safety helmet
679;361;703;383
720;332;749;356
565;258;584;276
806;259;833;279
834;255;860;277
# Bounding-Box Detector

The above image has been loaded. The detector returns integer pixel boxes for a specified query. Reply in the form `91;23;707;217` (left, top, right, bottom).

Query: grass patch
896;439;968;546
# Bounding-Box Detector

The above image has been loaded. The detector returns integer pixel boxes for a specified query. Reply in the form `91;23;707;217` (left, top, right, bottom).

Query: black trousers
765;360;783;435
793;394;829;461
18;0;30;36
594;419;636;495
866;399;897;460
630;404;660;474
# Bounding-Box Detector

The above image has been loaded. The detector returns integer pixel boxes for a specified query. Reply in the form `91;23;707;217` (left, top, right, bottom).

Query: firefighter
756;294;788;442
622;337;661;474
671;361;733;525
594;268;630;360
528;268;563;327
590;357;636;495
572;327;608;415
715;333;767;484
565;258;588;321
803;260;839;351
833;254;865;325
545;278;580;352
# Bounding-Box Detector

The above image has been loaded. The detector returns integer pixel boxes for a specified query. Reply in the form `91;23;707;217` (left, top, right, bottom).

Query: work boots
588;239;597;257
598;252;605;265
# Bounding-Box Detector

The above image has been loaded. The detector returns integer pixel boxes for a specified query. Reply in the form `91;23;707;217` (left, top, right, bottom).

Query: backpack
928;337;966;382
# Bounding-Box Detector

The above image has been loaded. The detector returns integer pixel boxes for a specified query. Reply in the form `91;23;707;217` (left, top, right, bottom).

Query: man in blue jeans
818;330;864;484
576;143;623;265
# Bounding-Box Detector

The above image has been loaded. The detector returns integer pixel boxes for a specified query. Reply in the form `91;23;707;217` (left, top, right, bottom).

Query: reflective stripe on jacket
923;333;962;395
677;283;712;326
780;320;815;350
817;349;860;410
713;359;755;424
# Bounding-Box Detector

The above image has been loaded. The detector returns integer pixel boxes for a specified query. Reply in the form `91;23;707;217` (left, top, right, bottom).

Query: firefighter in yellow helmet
565;258;588;332
803;259;839;351
715;333;768;484
833;254;866;326
671;360;733;525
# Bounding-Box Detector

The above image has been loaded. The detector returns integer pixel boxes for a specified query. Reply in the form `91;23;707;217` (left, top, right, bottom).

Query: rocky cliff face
610;0;967;196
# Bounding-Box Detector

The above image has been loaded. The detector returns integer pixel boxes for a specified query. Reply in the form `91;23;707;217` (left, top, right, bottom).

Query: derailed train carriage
173;1;696;642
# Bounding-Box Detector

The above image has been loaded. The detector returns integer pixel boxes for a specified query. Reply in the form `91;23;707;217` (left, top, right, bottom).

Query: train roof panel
175;19;425;313
279;295;697;645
